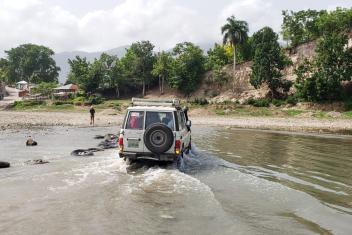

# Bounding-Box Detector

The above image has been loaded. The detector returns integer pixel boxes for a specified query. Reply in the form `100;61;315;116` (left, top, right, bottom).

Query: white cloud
220;0;283;35
0;0;220;56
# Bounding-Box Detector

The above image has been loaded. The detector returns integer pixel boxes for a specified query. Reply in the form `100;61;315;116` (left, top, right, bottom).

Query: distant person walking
90;106;95;126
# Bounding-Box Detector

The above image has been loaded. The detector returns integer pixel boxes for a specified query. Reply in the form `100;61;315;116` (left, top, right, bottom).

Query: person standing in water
90;106;95;126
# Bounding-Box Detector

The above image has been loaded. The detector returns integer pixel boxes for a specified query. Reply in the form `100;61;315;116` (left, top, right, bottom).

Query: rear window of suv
145;111;174;130
126;111;144;129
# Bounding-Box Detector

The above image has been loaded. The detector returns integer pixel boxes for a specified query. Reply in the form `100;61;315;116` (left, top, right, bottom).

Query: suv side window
177;111;186;130
126;111;144;129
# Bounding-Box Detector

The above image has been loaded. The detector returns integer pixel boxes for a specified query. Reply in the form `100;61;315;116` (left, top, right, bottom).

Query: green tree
316;7;352;34
295;32;352;101
99;53;117;89
250;27;292;98
0;59;9;83
3;44;60;84
109;58;127;98
152;51;173;95
281;9;326;47
205;43;232;71
67;56;92;92
31;82;58;96
169;42;205;95
128;41;155;97
221;16;249;75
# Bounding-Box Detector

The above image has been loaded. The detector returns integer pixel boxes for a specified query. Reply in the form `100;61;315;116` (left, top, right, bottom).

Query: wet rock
25;159;49;165
26;137;38;146
98;140;117;149
0;161;10;168
71;149;94;156
94;135;105;139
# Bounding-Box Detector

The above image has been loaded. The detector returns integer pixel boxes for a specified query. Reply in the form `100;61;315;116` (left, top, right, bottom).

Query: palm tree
221;16;249;76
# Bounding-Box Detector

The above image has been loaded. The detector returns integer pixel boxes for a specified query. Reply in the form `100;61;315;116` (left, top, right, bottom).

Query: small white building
16;81;28;90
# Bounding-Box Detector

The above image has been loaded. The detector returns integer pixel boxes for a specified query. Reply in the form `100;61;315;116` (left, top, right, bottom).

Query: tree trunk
115;85;120;98
161;76;164;95
159;75;162;95
142;80;145;97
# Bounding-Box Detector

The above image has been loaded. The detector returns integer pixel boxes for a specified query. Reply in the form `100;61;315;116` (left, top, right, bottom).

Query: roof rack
131;98;180;108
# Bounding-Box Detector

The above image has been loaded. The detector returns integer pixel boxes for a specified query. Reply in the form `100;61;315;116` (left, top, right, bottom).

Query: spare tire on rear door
144;123;174;154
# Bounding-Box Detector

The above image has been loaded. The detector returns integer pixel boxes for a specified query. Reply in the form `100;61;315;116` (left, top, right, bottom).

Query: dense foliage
169;42;205;95
250;27;292;98
152;51;173;95
0;44;60;84
281;8;352;47
295;32;352;101
127;41;156;96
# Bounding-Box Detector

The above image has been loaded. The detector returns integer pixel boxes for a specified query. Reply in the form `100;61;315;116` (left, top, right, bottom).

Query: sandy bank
0;110;351;135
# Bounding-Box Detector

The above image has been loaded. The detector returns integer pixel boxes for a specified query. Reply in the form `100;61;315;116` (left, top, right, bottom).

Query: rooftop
127;106;176;111
53;84;78;90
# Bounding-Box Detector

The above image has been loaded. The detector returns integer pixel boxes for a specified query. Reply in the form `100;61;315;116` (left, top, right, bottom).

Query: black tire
0;161;10;168
144;123;174;154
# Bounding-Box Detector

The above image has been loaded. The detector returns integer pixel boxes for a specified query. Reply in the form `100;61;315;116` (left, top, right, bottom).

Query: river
0;126;351;235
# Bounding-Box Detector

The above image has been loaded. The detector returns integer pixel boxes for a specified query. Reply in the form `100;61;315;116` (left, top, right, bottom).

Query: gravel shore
1;110;351;134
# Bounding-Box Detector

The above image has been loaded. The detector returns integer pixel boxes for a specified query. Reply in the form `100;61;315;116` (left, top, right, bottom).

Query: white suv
118;98;191;162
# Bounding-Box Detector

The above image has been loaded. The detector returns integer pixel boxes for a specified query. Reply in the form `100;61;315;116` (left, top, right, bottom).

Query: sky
0;0;351;56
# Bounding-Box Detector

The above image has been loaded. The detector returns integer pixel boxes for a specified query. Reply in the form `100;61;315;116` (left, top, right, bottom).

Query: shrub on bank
246;96;298;107
191;98;209;106
85;96;105;105
73;97;86;106
246;98;271;107
14;100;46;108
53;100;73;105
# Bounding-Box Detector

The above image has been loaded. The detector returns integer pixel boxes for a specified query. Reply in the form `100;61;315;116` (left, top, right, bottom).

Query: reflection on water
192;127;352;212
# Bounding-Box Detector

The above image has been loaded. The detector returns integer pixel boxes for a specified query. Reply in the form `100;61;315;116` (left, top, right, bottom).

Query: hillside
192;41;318;103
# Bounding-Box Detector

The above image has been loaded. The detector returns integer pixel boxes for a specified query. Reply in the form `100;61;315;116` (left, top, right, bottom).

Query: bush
246;98;270;107
272;99;285;107
73;97;86;106
53;100;73;105
286;96;298;105
191;97;209;106
86;96;104;105
14;100;46;108
344;99;352;111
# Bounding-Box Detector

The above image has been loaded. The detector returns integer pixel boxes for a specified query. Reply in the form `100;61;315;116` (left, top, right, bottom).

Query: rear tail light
118;137;124;152
175;140;181;155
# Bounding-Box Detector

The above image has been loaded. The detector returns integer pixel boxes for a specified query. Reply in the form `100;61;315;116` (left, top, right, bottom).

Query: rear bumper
119;152;179;162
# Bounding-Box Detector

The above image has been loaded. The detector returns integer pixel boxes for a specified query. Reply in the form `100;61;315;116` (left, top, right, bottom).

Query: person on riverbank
90;106;95;126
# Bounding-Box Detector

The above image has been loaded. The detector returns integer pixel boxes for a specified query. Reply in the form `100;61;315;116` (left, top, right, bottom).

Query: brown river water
0;125;351;235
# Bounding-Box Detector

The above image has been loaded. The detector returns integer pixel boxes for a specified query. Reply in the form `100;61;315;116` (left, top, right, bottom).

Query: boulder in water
26;137;38;146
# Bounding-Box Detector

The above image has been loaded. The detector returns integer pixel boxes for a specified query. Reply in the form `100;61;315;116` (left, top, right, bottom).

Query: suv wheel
144;123;174;154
